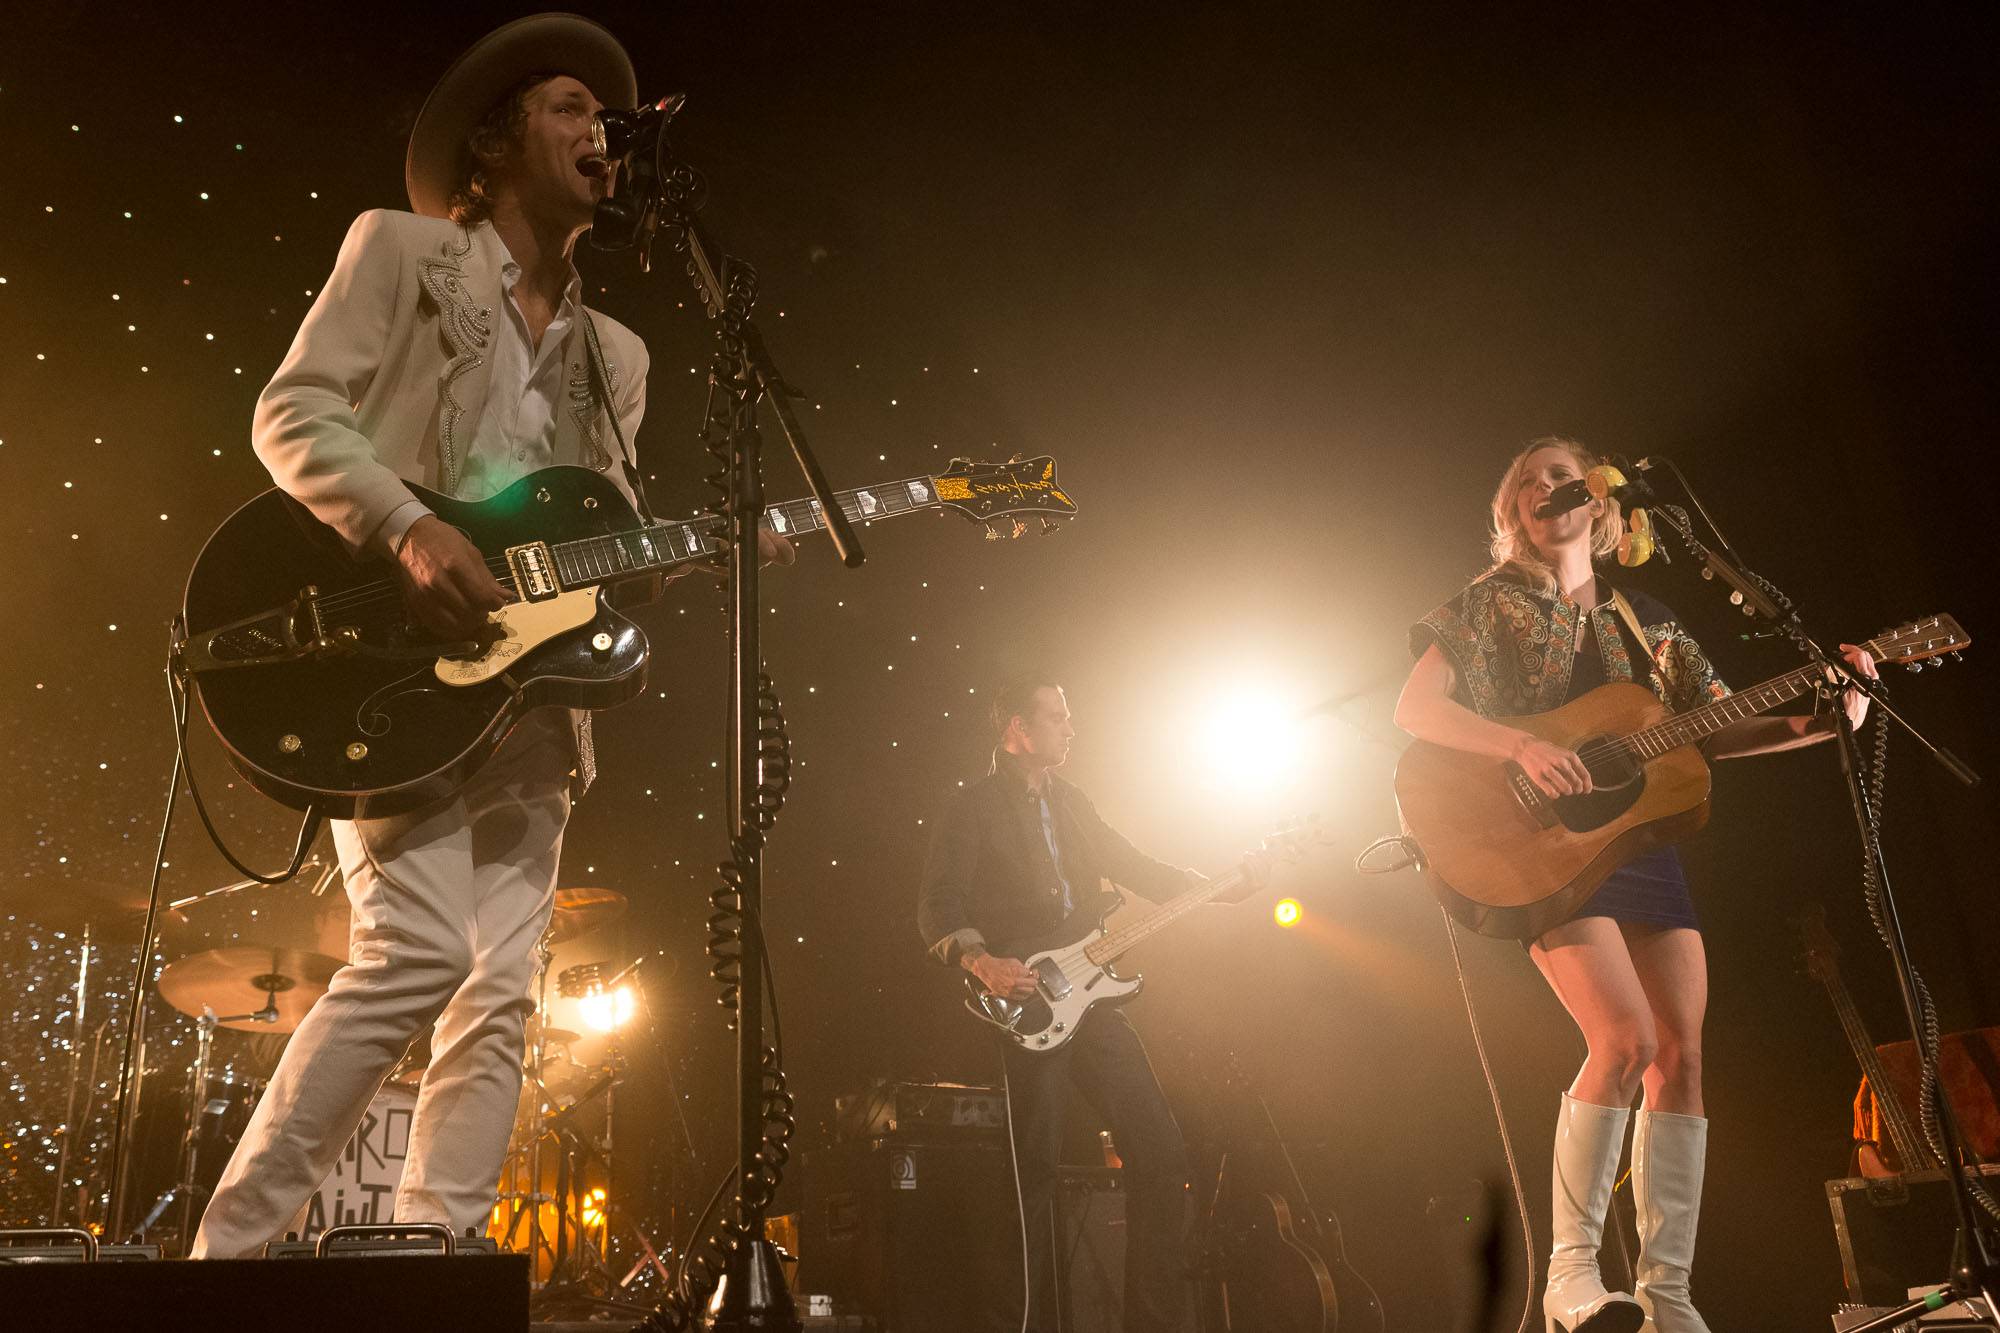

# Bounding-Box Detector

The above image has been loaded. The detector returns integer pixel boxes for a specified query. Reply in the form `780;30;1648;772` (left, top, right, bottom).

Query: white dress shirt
379;237;582;552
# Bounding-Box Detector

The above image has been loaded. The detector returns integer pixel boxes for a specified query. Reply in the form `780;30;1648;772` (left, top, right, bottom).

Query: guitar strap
581;311;657;526
1609;586;1670;702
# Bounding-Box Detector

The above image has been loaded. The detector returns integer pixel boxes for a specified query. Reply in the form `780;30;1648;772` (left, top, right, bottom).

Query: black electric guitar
181;457;1076;818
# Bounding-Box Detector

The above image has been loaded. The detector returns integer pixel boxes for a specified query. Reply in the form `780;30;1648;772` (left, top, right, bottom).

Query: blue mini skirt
1573;844;1699;931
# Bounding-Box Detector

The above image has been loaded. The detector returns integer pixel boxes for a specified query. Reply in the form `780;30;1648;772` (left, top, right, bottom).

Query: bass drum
300;1084;418;1238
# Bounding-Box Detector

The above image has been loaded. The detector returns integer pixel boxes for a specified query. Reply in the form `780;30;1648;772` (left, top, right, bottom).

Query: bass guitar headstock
1795;903;1841;985
932;455;1077;540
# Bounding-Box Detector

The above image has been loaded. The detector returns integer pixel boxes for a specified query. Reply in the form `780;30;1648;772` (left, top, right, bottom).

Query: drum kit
61;856;642;1285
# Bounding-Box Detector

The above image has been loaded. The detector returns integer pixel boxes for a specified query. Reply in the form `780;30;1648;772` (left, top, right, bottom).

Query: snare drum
300;1084;417;1238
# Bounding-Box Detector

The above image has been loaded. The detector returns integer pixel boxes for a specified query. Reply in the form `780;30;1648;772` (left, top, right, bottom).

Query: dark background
2;3;1995;1327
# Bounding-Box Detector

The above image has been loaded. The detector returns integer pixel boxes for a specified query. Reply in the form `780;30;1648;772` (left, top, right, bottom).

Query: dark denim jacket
917;750;1188;964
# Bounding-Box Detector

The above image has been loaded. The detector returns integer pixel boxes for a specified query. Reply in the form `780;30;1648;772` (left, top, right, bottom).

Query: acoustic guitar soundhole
1553;733;1645;832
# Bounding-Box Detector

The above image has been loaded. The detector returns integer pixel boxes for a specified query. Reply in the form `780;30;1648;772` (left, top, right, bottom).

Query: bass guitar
1394;614;1968;939
963;821;1321;1053
1798;906;1934;1177
181;457;1076;818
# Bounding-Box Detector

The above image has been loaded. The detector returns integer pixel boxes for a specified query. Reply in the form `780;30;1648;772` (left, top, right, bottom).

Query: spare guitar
1798;906;1935;1178
962;821;1321;1053
1394;615;1968;939
181;457;1075;818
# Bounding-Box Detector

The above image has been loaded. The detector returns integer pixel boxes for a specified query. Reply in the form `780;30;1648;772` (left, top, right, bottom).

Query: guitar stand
588;97;864;1333
1650;492;1993;1330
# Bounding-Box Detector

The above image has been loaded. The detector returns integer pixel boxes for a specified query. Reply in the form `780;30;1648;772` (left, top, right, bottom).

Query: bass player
920;677;1238;1332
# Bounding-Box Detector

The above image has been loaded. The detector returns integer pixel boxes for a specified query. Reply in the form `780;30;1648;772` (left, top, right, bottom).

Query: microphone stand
592;104;861;1333
1649;495;1992;1329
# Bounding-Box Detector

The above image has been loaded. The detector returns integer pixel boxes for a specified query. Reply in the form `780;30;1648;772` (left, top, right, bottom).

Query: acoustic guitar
181;456;1075;818
1395;615;1967;939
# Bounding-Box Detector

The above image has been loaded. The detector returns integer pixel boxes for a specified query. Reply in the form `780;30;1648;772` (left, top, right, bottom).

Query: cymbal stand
503;933;560;1282
51;921;93;1226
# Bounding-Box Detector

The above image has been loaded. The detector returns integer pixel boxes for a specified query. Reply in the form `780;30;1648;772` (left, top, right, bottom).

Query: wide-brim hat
405;12;637;220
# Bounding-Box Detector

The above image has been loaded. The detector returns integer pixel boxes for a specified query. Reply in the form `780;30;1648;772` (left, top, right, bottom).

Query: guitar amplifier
1826;1164;2000;1305
1055;1166;1126;1333
794;1138;1018;1330
833;1079;1007;1141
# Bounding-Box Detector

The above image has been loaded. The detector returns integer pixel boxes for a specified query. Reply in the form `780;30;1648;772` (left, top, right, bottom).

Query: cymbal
157;946;342;1033
548;886;625;943
526;1015;580;1047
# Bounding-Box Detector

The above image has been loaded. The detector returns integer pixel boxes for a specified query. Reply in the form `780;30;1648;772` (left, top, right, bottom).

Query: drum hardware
548;885;627;944
50;921;97;1227
155;946;341;1034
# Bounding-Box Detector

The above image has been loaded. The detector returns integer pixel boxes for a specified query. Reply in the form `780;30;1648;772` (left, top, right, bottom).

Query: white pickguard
967;927;1143;1053
432;588;599;687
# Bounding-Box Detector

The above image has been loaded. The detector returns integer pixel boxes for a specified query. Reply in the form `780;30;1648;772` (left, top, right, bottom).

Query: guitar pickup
504;542;561;601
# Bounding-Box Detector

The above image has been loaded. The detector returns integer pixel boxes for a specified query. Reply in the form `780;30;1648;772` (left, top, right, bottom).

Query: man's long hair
446;71;559;226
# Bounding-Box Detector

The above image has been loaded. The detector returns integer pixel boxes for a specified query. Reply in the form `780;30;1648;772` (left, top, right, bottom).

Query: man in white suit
193;14;787;1257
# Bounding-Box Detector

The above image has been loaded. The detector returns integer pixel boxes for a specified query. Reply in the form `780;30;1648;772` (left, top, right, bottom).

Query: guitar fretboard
1085;865;1254;967
544;475;941;589
1819;972;1932;1169
1622;666;1821;759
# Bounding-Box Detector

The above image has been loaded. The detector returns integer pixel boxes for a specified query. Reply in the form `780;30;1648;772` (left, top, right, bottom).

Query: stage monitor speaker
795;1138;1019;1331
1826;1164;2000;1306
0;1253;528;1332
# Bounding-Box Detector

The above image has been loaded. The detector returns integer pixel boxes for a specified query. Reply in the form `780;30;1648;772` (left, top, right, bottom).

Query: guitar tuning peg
1009;519;1028;540
1007;452;1024;464
948;456;972;470
1906;661;1924;673
1039;518;1061;535
982;523;1004;542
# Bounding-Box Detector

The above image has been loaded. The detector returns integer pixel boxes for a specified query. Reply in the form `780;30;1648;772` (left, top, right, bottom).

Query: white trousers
191;712;573;1258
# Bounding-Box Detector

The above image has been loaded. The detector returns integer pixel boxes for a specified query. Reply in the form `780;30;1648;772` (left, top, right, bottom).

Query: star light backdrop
2;4;1997;1325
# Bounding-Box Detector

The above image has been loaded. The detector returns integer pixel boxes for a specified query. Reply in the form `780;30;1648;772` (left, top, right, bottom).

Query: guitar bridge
180;585;359;673
505;543;561;601
1505;761;1561;829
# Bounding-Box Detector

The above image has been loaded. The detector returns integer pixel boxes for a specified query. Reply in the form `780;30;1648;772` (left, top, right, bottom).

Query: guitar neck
1816;970;1932;1169
1622;650;1857;758
1084;867;1251;968
542;473;944;589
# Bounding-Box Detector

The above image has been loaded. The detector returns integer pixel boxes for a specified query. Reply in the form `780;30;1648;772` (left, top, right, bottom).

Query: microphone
592;94;686;159
1533;459;1662;566
1534;459;1657;519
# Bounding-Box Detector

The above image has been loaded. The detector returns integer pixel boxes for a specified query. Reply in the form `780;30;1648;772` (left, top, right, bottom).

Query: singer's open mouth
576;156;609;179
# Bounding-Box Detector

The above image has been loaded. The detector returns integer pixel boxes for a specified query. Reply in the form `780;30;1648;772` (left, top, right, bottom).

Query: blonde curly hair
1484;435;1627;595
446;71;559;227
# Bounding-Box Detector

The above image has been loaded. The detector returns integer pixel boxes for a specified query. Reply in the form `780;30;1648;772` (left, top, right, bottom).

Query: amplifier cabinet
1826;1164;2000;1306
795;1138;1020;1331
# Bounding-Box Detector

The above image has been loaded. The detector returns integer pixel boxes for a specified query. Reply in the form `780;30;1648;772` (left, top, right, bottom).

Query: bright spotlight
1273;898;1303;929
1196;684;1310;794
579;985;636;1032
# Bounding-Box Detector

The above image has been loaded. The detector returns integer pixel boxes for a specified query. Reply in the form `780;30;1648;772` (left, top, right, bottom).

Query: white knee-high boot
1545;1093;1645;1333
1632;1108;1711;1333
